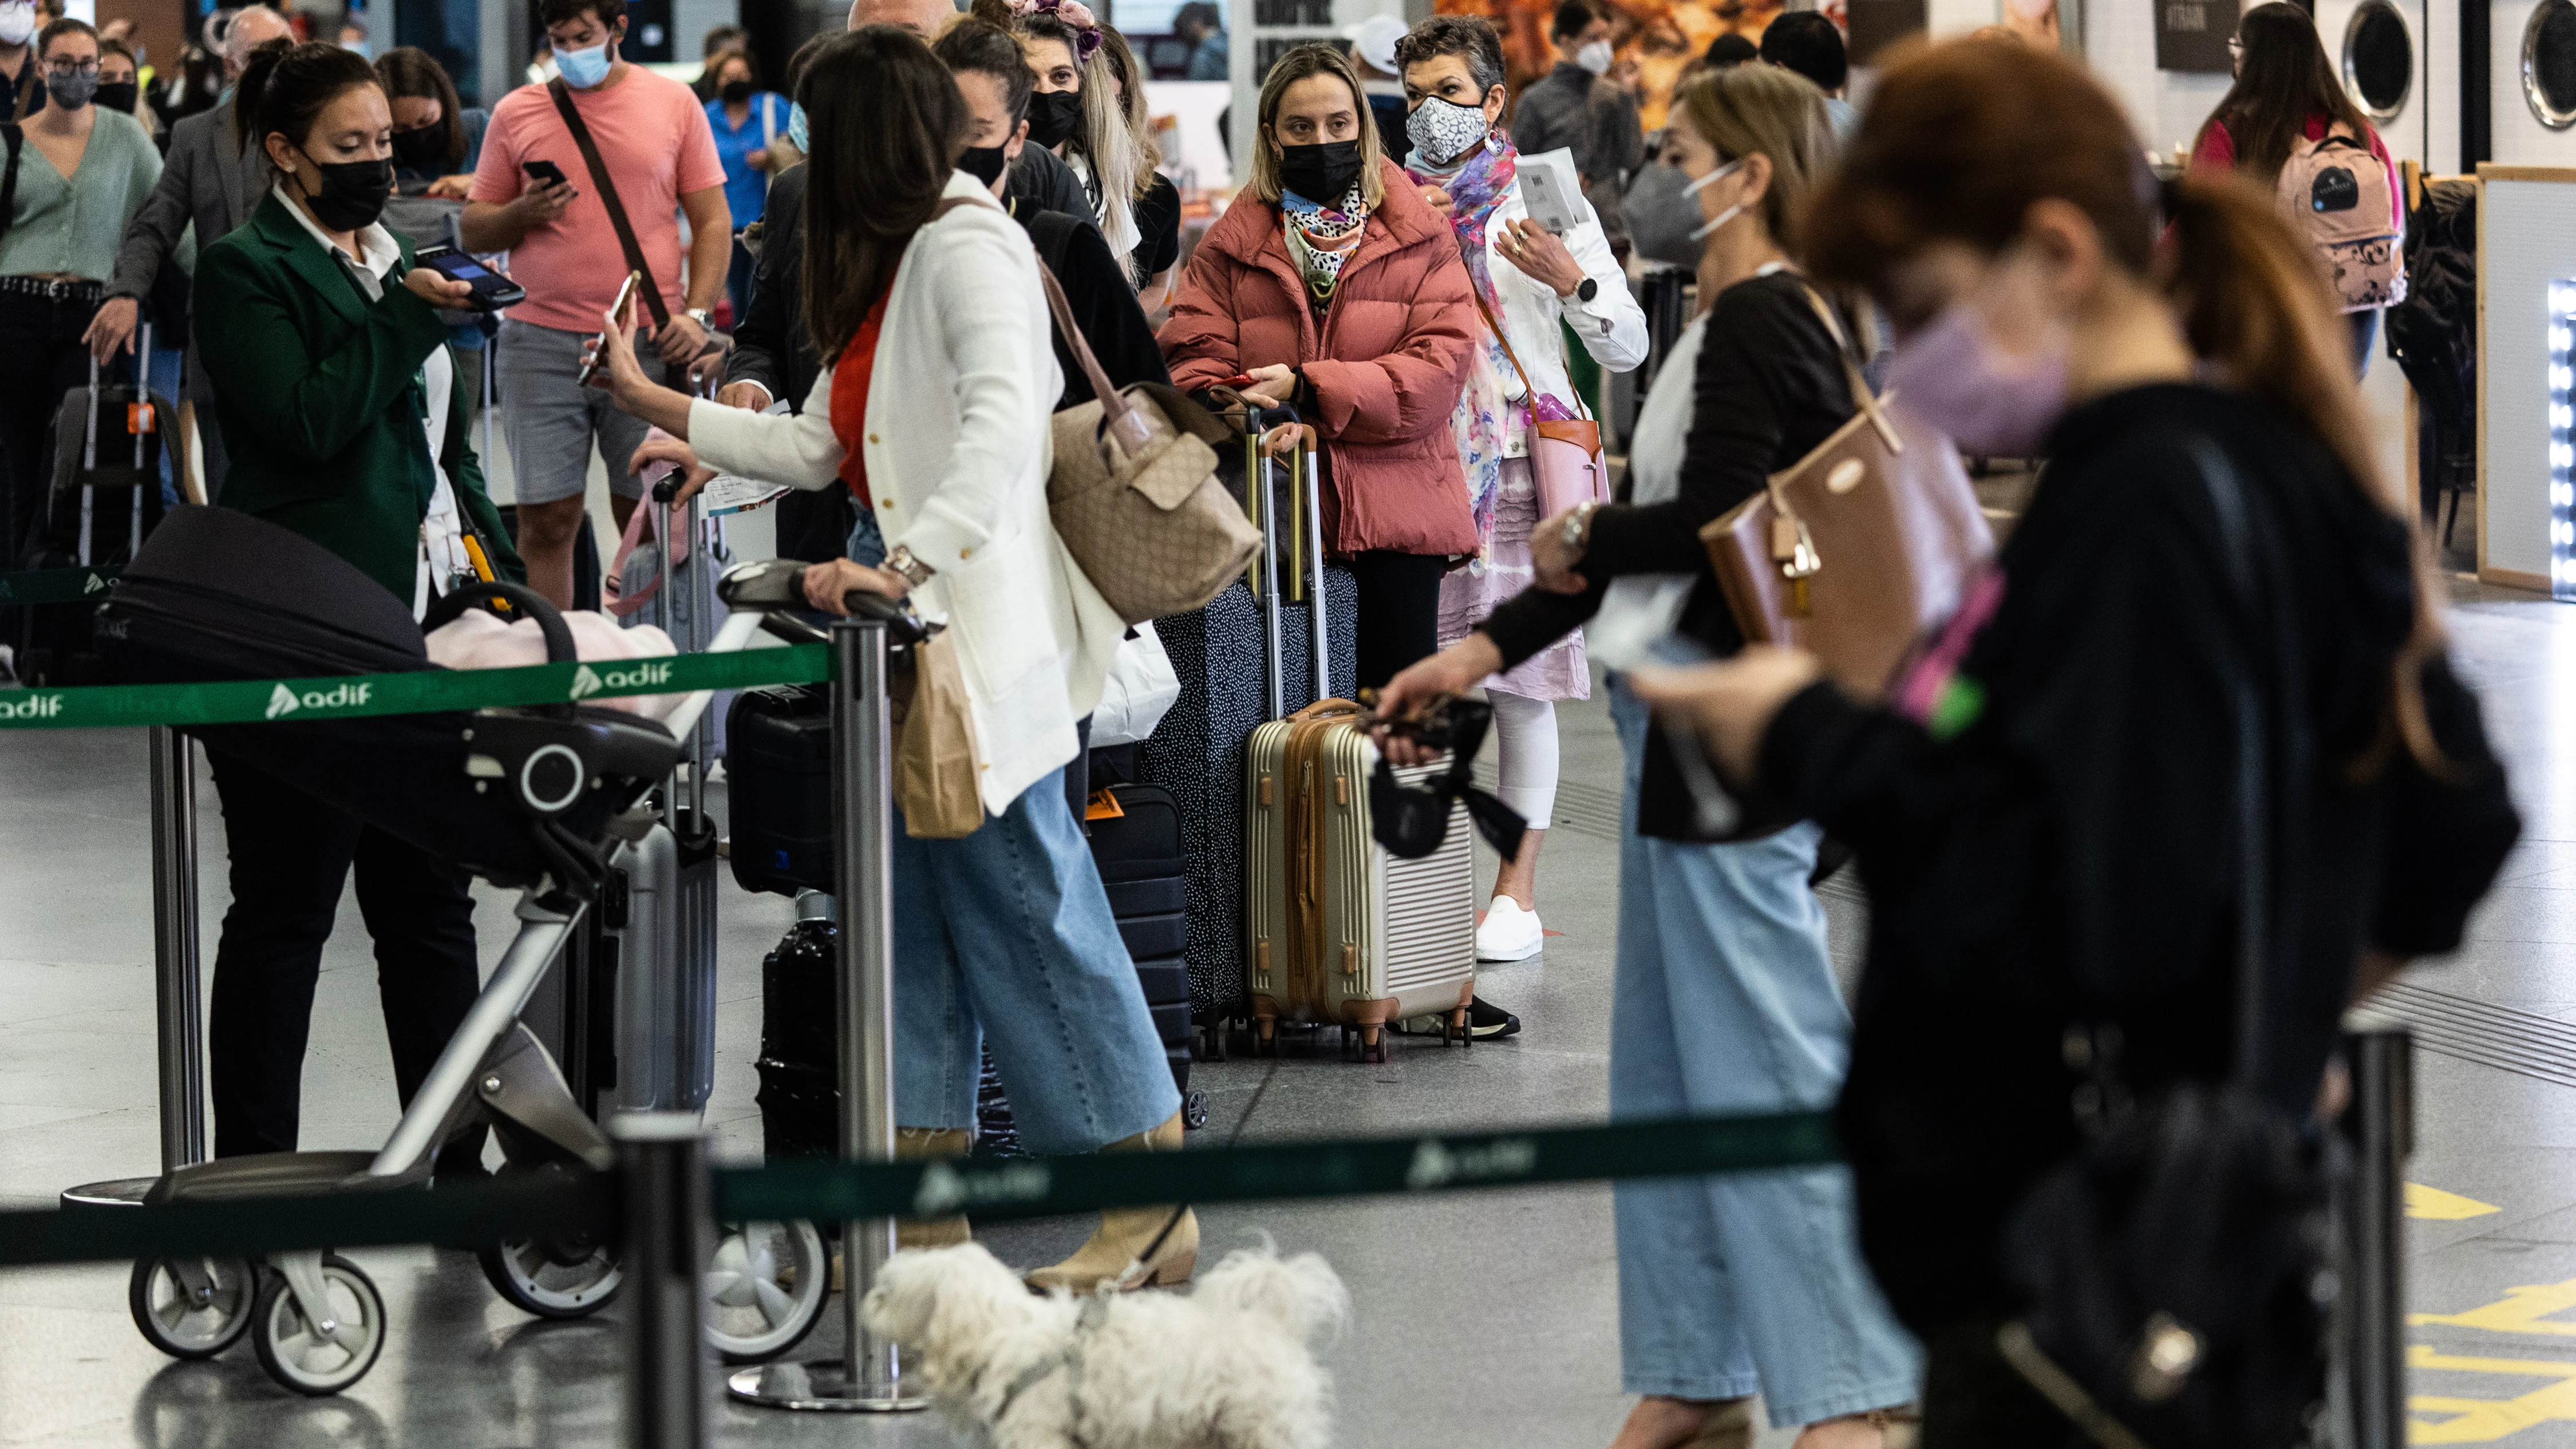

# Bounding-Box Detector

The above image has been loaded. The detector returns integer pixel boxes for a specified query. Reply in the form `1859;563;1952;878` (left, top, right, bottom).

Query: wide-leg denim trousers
1607;680;1921;1426
850;513;1178;1154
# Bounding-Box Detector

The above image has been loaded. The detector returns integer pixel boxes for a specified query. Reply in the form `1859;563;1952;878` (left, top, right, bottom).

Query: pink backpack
2275;129;2406;312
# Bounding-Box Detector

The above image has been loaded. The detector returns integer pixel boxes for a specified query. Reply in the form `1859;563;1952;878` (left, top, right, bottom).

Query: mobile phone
576;271;646;388
523;158;569;188
413;243;527;311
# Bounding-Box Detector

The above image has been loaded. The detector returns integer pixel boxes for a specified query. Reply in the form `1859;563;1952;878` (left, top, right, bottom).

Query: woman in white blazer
597;27;1192;1295
1397;16;1646;981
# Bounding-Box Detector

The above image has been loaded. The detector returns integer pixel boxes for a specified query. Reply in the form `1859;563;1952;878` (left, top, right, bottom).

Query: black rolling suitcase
753;895;840;1160
725;684;832;895
1085;779;1198;1097
21;330;177;684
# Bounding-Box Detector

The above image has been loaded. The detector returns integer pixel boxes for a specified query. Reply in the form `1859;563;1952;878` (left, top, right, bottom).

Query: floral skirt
1438;456;1590;702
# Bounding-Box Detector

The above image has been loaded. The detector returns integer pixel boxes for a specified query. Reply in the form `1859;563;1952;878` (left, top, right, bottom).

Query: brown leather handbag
1700;289;1994;700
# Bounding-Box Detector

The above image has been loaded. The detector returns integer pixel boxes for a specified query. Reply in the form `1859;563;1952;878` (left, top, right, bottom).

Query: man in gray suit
83;3;293;498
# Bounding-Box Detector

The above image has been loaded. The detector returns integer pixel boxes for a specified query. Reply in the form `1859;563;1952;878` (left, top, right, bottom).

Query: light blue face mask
554;38;613;89
786;102;809;155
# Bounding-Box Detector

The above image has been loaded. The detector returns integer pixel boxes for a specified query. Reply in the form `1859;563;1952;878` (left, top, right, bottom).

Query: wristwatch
886;544;934;587
683;307;713;330
1560;500;1598;556
1575;277;1599;304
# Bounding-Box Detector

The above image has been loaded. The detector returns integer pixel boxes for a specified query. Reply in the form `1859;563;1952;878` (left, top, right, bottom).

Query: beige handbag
1700;287;1994;700
1036;266;1263;624
888;631;985;839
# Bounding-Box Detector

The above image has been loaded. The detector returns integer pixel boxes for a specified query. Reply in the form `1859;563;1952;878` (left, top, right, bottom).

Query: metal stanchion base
726;1361;928;1412
61;1176;157;1209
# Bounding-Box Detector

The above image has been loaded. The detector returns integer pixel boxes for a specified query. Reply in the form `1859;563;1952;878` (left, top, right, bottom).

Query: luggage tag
127;401;153;435
1085;787;1127;821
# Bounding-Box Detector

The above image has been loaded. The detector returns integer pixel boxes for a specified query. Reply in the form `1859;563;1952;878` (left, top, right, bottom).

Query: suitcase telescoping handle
1249;401;1297;724
1298;425;1327;707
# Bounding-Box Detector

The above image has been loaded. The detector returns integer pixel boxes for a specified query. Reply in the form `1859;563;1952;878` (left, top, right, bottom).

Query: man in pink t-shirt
461;0;730;607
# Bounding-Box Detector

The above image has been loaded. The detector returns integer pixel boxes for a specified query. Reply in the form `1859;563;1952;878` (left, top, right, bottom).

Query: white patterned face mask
1406;93;1490;168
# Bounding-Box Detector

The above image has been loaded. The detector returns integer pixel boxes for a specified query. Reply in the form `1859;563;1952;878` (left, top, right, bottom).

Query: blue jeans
851;514;1178;1151
1607;680;1921;1424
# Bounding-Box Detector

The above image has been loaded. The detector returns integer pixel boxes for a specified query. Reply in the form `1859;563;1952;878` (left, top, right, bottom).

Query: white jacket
689;173;1124;816
1477;180;1649;405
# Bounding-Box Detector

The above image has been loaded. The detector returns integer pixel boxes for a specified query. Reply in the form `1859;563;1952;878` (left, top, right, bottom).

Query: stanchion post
2347;1028;2411;1449
727;616;923;1412
617;1113;713;1449
149;725;206;1172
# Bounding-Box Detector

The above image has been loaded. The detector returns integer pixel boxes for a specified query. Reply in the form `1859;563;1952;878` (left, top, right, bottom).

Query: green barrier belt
0;1113;1836;1268
0;643;832;731
0;566;118;605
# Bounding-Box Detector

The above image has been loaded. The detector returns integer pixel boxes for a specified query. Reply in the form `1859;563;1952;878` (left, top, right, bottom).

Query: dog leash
1108;1059;1280;1291
989;1294;1115;1438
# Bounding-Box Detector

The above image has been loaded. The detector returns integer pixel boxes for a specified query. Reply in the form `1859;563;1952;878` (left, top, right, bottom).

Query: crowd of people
2;0;2530;1443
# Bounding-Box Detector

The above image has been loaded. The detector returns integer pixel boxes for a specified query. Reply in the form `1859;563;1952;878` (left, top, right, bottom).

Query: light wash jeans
850;514;1179;1152
1607;680;1921;1426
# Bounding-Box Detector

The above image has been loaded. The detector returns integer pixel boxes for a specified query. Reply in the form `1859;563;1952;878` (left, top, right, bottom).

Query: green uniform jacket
193;192;524;603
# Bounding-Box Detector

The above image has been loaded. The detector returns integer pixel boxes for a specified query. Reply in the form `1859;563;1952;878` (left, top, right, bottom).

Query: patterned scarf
1406;135;1537;547
1281;183;1371;313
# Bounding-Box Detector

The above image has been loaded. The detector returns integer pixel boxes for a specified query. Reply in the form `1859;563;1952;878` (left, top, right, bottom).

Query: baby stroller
89;506;789;1394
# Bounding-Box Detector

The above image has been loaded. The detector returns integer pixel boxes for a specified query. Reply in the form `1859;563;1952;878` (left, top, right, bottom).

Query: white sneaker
1476;898;1546;962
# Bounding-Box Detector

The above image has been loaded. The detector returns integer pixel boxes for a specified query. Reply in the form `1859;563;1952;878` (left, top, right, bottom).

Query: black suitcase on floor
726;684;832;895
1086;780;1196;1093
21;345;177;684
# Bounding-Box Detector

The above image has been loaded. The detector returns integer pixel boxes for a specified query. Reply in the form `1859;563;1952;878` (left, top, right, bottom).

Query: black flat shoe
1467;995;1521;1040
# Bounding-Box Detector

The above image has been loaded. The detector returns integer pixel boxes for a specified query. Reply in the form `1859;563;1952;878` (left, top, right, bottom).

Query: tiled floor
3;569;2574;1447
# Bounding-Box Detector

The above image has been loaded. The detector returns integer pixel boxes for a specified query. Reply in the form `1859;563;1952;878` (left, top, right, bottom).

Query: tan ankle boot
832;1127;974;1294
896;1127;973;1250
1688;1397;1755;1449
1022;1111;1198;1293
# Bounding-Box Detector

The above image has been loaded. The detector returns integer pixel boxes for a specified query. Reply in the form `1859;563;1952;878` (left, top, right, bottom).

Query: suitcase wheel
1180;1090;1209;1131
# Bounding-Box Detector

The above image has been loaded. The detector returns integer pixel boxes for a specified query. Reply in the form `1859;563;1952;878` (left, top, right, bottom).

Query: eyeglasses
46;58;100;76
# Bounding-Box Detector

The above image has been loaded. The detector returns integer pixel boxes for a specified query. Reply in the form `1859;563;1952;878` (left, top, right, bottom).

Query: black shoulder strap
546;78;671;329
2182;435;2300;1096
0;123;19;246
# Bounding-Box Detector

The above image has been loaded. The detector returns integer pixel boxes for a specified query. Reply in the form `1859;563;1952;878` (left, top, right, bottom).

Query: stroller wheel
704;1219;829;1364
129;1256;257;1359
251;1254;386;1395
479;1235;623;1318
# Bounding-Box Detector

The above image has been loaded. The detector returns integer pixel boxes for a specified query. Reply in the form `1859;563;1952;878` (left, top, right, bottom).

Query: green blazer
193;192;525;603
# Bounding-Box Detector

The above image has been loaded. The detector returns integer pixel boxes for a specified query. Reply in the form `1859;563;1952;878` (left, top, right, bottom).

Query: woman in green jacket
189;40;526;1167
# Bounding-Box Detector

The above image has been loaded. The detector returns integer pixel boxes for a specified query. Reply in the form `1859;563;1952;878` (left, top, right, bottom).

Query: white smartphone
1516;148;1585;235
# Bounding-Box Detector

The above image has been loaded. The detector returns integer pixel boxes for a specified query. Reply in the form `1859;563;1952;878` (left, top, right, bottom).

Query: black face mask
959;141;1009;189
1025;89;1081;149
93;80;138;115
1364;697;1529;862
297;153;396;232
720;78;751;104
390;124;448;173
1277;139;1362;203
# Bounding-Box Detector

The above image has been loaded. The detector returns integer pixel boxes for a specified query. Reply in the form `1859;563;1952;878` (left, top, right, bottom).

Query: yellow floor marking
2413;1183;2507;1220
2409;1346;2576;1442
2416;1281;2576;1336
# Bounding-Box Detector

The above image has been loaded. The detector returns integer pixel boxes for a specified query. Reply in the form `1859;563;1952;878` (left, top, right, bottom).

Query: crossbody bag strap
1463;273;1591;423
2179;435;2278;1087
1796;283;1901;454
547;78;672;329
0;123;19;246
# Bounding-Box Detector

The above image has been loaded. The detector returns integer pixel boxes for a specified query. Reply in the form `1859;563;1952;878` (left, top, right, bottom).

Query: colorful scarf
1406;135;1574;548
1281;184;1370;314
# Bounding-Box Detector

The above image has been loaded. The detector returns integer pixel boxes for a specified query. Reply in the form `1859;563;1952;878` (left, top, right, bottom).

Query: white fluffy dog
862;1240;1349;1449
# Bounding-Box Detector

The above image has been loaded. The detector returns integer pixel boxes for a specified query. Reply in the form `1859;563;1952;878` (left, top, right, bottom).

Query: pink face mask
1882;302;2071;459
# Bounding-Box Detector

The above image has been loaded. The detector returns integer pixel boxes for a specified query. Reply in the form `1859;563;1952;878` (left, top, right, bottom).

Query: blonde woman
978;0;1153;287
1380;65;1918;1449
1095;25;1179;299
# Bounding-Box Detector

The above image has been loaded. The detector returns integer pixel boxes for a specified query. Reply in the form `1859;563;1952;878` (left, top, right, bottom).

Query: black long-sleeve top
1757;382;2520;1336
1480;269;1855;838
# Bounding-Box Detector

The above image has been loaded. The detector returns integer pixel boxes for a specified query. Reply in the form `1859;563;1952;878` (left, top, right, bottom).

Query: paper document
1516;148;1585;234
698;400;795;516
